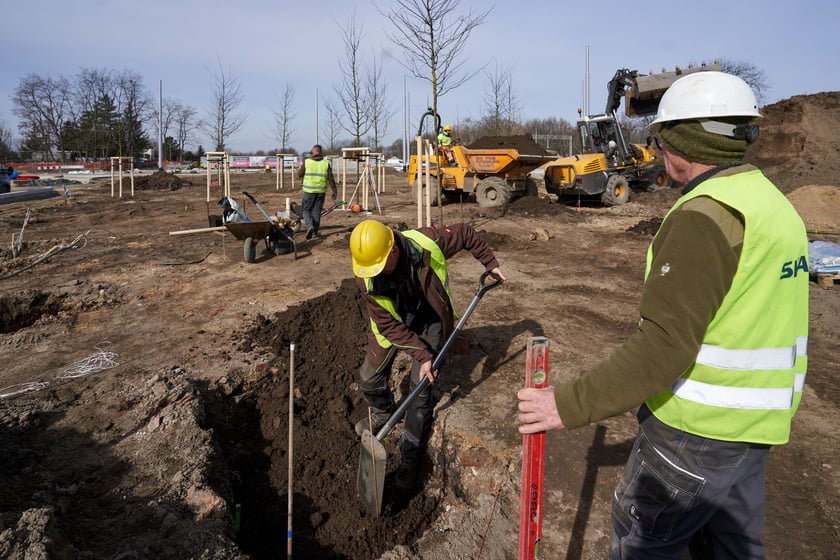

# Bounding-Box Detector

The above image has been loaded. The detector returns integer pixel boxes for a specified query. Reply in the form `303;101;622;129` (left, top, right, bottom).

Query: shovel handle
242;191;275;223
374;270;503;441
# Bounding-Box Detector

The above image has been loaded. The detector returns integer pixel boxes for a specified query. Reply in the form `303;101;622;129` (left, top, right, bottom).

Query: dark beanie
658;120;749;165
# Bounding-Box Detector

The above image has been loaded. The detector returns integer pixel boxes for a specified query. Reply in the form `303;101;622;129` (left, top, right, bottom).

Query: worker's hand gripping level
357;272;503;516
519;336;549;559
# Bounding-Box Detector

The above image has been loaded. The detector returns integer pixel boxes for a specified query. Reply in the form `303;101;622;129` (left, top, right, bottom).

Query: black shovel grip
374;271;503;441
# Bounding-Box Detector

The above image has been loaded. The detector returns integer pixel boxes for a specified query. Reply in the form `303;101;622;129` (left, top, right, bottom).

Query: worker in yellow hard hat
349;219;505;489
437;124;456;165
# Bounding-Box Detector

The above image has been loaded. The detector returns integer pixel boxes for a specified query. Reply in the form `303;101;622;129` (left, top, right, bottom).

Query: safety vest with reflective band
438;133;452;147
302;158;330;193
365;230;455;349
645;168;809;445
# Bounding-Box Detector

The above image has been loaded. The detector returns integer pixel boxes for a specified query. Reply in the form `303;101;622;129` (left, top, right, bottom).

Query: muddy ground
1;92;839;559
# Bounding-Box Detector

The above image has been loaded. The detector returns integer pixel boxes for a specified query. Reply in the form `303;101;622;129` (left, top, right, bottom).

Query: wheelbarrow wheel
243;237;257;263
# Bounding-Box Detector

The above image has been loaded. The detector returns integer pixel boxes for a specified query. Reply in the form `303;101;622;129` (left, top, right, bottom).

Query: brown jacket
356;223;499;366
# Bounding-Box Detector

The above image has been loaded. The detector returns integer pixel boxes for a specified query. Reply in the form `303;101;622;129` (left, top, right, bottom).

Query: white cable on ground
0;381;50;400
56;341;119;379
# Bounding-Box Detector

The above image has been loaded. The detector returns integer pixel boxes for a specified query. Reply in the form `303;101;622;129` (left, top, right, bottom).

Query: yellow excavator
543;62;720;205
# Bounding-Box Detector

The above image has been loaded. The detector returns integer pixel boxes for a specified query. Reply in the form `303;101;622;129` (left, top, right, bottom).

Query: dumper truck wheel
475;177;511;208
243;237;257;263
602;174;630;206
411;179;440;207
649;168;673;191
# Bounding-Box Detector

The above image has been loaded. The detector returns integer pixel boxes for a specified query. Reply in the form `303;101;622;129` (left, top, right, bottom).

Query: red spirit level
518;336;549;559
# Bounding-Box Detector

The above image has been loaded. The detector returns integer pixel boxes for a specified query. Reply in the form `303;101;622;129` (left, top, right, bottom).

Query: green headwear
658;120;749;165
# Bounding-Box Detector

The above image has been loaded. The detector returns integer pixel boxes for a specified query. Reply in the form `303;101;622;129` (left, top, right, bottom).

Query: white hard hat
648;72;761;132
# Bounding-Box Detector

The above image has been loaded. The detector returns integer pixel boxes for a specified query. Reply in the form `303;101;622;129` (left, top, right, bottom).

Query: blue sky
2;0;838;156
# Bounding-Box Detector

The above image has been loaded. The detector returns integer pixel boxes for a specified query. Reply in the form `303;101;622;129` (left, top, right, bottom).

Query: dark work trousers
301;191;325;233
358;320;443;463
610;405;770;560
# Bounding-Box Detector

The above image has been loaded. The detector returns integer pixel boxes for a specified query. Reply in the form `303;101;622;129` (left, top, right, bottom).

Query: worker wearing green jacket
517;72;809;559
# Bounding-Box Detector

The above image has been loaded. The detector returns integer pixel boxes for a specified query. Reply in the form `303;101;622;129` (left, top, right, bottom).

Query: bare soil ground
1;92;839;560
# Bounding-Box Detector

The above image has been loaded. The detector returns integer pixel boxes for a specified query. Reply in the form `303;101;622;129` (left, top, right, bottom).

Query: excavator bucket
625;62;721;117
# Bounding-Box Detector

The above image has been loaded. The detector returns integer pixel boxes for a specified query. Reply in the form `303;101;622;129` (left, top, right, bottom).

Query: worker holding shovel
350;219;505;489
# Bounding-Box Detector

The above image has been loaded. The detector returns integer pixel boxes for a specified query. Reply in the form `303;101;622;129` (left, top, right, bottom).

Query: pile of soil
467;134;551;155
745;91;840;193
133;170;193;191
786;185;840;231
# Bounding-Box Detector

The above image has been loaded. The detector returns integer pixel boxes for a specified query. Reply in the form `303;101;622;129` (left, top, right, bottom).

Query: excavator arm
605;69;640;115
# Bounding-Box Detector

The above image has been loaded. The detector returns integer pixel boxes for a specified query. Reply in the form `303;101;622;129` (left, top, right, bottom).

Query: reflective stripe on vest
645;168;809;445
302;158;329;193
365;231;454;349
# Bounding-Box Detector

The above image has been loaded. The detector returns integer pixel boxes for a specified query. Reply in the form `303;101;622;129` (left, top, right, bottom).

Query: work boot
355;408;392;436
395;440;422;489
305;227;314;240
394;460;419;489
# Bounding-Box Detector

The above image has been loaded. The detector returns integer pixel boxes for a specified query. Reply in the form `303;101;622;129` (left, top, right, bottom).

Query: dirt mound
467;134;551;154
502;194;585;221
787;185;840;231
745;91;840;193
133;170;193;191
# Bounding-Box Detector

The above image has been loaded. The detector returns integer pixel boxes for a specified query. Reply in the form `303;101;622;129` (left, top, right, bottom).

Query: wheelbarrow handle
374;270;503;441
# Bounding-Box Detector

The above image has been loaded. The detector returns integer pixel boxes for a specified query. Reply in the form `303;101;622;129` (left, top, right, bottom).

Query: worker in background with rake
298;144;337;239
517;72;809;559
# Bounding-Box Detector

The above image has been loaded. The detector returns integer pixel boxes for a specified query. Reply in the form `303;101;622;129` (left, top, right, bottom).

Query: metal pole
585;46;590;117
158;80;163;170
287;342;295;559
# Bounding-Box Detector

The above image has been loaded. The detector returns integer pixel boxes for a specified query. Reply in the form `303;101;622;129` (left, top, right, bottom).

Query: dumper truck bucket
357;272;503;516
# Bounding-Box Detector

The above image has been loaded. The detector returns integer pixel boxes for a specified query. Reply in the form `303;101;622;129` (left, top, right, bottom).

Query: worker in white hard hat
518;72;809;559
349;219;505;490
437;124;456;165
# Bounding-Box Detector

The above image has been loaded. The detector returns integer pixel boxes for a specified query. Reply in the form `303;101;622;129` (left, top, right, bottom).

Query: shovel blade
357;429;387;516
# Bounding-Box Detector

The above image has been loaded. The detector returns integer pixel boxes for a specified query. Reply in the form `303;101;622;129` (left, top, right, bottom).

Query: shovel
357;271;503;515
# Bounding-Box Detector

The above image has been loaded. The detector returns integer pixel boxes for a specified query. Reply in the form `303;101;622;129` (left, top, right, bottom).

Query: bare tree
74;68;114;159
377;0;491;134
271;83;296;151
377;0;491;216
718;59;770;104
322;99;343;153
335;12;372;146
169;104;199;161
367;54;394;151
111;70;152;158
0;121;17;161
149;98;179;149
12;73;73;161
482;61;520;135
204;59;247;151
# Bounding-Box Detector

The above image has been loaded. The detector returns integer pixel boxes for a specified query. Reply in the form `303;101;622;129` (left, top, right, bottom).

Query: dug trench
200;278;446;558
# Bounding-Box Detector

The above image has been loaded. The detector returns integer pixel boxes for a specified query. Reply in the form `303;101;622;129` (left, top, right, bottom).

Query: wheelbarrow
225;221;297;263
225;191;298;263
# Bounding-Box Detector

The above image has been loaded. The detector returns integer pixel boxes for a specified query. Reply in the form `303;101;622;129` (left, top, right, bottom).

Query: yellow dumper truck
406;111;556;208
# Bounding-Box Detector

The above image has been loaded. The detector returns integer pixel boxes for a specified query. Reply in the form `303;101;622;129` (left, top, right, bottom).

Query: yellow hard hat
443;124;452;132
350;219;395;278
